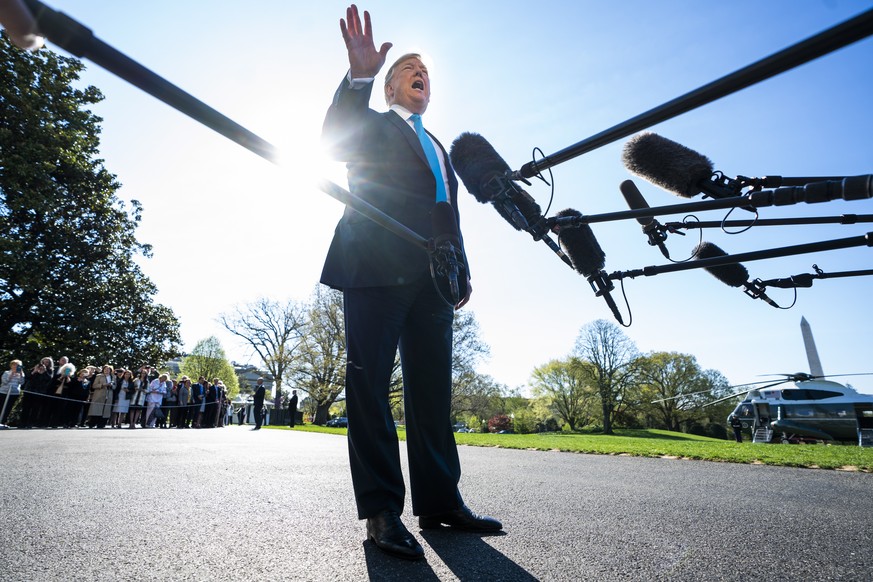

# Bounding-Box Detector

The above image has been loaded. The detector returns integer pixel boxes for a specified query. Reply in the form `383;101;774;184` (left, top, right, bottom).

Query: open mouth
412;80;424;91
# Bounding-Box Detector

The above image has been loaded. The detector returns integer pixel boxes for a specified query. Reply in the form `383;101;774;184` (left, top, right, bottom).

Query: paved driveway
0;427;870;581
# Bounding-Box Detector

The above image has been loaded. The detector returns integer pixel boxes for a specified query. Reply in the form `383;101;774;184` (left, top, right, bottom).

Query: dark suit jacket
252;384;266;405
320;76;468;290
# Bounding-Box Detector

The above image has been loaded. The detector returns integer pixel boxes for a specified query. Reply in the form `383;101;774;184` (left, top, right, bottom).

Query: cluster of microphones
445;132;873;324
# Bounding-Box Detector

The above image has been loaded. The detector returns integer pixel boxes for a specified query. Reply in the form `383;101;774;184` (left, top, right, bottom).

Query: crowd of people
0;356;247;430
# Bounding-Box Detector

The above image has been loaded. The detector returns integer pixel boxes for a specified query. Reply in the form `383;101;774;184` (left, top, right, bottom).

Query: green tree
574;319;639;434
635;352;714;431
631;353;733;433
511;407;539;434
179;336;239;396
451;310;490;382
218;297;305;407
451;370;506;424
0;33;180;367
530;357;597;431
292;286;346;425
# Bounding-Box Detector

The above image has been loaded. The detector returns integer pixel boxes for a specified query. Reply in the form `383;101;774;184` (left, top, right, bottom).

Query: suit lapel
384;110;458;200
386;110;429;167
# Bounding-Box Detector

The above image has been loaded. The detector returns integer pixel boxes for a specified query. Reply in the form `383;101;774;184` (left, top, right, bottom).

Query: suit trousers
253;400;264;428
343;277;462;519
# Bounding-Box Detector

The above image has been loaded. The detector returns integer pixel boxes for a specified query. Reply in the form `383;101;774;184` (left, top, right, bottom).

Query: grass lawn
271;425;873;472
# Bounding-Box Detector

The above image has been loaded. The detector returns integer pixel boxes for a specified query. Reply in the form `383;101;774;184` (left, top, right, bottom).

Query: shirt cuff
346;70;375;90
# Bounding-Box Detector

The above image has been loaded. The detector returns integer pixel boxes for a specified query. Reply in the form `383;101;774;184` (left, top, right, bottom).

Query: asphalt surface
0;426;871;581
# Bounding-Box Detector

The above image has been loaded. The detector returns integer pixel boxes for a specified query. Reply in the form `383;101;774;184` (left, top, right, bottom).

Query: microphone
430;201;462;304
693;242;779;307
450;132;536;230
619;179;672;258
0;0;44;49
622;133;741;200
450;132;572;268
554;209;624;324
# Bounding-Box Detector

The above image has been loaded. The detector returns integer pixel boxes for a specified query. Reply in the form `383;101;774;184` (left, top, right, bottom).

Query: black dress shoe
419;505;502;532
366;511;424;560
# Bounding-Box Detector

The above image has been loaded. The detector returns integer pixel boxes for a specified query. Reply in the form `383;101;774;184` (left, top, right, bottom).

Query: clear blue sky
17;0;873;394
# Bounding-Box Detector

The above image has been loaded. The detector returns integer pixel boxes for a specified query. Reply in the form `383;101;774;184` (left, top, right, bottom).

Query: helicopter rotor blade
651;388;723;404
656;372;873;407
809;372;873;379
703;390;753;407
752;371;873;384
701;379;792;407
650;378;792;404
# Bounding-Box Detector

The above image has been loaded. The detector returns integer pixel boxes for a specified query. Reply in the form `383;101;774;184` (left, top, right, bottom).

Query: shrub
687;422;708;437
536;417;561;433
512;409;537;434
706;422;728;440
487;414;513;433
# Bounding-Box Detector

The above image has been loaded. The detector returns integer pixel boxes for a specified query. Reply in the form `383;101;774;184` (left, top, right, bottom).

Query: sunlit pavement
1;427;871;581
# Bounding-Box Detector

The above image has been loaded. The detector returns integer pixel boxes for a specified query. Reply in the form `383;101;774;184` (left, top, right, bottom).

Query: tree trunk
314;402;331;425
272;389;282;426
601;401;613;434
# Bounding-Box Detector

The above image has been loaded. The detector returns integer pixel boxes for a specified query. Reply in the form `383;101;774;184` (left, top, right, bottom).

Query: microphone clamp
428;239;464;305
744;279;780;308
642;221;671;247
587;270;625;325
642;222;672;259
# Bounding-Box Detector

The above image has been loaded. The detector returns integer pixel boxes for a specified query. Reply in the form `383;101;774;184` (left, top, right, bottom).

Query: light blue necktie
409;113;448;203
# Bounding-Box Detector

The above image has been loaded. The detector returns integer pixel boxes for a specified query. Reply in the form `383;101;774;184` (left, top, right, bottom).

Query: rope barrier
12;388;243;410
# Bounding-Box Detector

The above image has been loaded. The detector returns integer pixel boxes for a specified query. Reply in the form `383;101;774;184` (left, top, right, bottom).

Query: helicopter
714;317;873;445
719;373;873;445
654;317;873;445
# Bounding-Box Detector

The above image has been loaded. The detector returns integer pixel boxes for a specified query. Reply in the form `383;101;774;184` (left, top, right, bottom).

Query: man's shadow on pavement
363;529;537;581
420;528;537;581
363;541;442;581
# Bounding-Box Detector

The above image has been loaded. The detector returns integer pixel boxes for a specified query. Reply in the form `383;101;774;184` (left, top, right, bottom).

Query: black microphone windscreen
555;209;606;276
622;133;714;198
694;241;749;287
431;201;460;246
449;132;510;204
619;179;653;226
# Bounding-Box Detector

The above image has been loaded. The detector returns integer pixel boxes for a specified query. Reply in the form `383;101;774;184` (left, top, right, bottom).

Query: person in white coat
145;374;169;428
1;359;25;426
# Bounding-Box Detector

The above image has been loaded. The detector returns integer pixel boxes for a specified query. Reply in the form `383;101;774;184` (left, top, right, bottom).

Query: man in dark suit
189;378;205;428
287;389;299;428
203;378;221;428
252;378;266;430
320;4;501;561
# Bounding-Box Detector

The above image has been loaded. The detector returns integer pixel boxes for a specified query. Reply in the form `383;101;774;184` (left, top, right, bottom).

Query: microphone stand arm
512;8;873;180
663;214;873;231
545;176;873;228
737;175;847;189
759;266;873;289
317;181;428;252
609;232;873;281
21;0;279;163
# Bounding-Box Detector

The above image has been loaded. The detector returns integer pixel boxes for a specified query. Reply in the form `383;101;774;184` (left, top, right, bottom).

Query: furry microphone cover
622;132;714;198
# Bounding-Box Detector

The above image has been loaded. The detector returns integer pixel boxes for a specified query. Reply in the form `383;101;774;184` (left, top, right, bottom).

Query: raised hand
340;4;392;78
